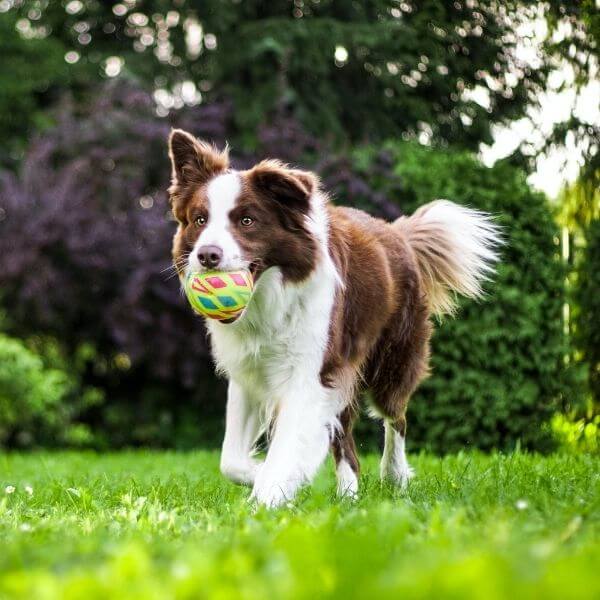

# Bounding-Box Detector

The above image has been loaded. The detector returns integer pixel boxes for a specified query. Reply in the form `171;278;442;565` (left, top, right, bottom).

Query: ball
184;269;254;322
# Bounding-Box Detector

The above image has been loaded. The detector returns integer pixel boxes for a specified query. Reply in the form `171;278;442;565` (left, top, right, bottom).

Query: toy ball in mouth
184;269;254;322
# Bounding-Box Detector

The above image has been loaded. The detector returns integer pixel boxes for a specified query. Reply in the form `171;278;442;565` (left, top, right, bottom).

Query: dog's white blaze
207;191;342;507
188;171;244;273
380;420;414;488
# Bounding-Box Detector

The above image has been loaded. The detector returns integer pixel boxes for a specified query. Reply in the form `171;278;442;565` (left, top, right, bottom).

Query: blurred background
0;0;597;453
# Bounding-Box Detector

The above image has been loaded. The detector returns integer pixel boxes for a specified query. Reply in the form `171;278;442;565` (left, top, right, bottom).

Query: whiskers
161;252;190;281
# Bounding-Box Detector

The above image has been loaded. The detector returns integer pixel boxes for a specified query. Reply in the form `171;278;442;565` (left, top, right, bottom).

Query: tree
0;10;70;166
573;219;600;413
542;1;599;194
0;1;568;151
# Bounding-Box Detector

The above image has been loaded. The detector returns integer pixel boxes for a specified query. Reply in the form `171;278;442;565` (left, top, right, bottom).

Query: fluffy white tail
395;200;502;315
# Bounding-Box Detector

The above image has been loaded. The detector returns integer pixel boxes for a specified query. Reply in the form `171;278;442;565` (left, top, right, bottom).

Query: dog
167;129;501;507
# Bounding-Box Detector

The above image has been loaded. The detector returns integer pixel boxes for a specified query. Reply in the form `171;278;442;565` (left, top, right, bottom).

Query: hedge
574;219;600;411
352;142;568;452
0;334;95;447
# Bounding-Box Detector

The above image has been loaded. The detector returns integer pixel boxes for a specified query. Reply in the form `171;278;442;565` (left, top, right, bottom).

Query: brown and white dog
168;129;501;507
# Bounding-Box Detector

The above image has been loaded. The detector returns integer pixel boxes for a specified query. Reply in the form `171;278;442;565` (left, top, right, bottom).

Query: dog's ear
168;129;229;222
168;129;229;189
249;160;318;215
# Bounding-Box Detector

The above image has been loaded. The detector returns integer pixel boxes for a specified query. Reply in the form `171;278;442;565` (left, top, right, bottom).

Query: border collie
168;129;501;507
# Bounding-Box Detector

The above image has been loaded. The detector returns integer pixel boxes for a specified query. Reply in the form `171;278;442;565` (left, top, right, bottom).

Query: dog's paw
336;461;359;499
220;458;262;487
381;462;414;489
249;484;290;509
250;470;301;508
397;463;415;489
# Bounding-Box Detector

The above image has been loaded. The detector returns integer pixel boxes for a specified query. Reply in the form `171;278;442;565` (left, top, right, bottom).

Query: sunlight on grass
0;451;598;599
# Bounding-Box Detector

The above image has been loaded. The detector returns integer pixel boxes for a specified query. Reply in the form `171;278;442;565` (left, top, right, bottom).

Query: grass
0;451;599;599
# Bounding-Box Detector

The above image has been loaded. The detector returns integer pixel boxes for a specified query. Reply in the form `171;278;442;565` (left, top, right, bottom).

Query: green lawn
0;451;598;599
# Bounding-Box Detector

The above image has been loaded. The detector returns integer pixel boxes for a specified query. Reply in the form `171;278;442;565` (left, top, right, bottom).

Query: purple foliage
0;81;403;394
0;82;229;387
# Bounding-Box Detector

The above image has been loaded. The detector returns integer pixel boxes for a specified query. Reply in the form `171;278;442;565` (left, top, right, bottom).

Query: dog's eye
194;216;206;227
240;216;254;227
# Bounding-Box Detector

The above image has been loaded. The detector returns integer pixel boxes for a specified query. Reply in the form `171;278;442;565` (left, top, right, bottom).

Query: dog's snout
197;245;223;269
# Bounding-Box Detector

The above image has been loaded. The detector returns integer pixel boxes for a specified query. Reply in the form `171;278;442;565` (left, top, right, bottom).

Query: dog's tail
394;200;502;316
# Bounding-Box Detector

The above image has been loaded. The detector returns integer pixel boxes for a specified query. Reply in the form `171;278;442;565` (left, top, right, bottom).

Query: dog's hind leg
331;405;360;498
368;315;431;489
380;410;414;488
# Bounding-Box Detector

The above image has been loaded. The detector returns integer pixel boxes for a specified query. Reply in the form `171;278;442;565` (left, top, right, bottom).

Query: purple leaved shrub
0;81;402;447
0;83;224;389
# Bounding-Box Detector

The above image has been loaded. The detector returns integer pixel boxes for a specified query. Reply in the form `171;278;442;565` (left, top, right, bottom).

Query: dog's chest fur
206;262;337;407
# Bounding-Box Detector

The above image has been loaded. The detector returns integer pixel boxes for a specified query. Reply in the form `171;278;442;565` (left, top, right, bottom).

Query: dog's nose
197;245;223;269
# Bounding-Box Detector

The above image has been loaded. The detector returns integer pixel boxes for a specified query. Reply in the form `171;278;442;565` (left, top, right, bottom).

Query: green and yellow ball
184;269;254;322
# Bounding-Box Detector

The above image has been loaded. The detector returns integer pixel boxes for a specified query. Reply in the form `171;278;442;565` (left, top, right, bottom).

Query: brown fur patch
320;208;395;387
168;129;229;224
322;206;432;426
331;405;360;475
229;166;318;282
170;185;213;275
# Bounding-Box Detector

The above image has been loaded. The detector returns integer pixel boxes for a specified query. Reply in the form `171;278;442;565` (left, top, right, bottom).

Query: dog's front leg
220;380;262;486
250;378;332;508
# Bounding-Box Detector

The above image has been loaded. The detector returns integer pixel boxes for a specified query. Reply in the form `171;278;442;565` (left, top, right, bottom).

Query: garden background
0;1;598;454
1;2;599;598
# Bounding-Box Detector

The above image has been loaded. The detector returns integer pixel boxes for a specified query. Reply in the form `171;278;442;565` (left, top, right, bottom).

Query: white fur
220;381;262;486
206;192;343;507
188;172;245;273
423;200;500;292
336;459;358;499
380;420;414;488
397;199;502;315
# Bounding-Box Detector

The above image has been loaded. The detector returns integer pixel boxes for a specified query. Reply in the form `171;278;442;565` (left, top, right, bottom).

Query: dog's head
168;129;321;283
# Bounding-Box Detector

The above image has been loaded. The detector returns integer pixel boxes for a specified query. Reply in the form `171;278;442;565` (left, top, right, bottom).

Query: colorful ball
184;269;254;322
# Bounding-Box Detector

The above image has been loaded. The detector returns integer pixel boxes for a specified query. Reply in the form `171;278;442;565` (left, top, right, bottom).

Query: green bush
0;12;70;165
551;413;599;454
574;219;600;410
353;142;569;452
0;334;94;447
